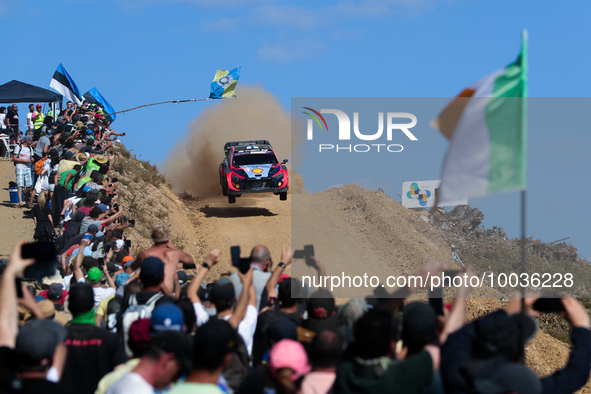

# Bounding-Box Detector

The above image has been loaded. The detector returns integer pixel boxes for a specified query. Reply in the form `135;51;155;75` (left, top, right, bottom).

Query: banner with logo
402;180;467;208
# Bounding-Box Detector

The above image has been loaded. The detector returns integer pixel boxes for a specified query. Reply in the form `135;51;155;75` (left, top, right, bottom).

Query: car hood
238;164;273;179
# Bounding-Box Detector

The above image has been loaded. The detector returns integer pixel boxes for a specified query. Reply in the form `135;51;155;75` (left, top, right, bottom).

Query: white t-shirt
193;303;258;356
14;145;32;170
93;286;117;307
0;113;6;130
63;274;85;290
27;112;33;130
106;372;154;394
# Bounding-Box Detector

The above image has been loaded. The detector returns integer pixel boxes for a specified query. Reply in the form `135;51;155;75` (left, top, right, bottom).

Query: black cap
47;283;63;301
141;257;165;277
193;318;238;370
198;287;211;302
15;319;67;366
265;317;298;343
210;277;235;310
68;283;95;316
306;289;337;332
177;271;188;285
150;331;193;375
401;302;438;346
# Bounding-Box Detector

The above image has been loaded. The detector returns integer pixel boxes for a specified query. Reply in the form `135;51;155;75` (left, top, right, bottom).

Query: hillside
2;147;590;392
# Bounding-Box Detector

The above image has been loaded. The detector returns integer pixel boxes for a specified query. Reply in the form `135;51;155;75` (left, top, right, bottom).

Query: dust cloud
164;85;306;197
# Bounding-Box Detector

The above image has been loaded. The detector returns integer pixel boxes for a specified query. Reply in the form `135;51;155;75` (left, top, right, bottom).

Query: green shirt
334;350;433;394
58;169;78;191
167;382;224;394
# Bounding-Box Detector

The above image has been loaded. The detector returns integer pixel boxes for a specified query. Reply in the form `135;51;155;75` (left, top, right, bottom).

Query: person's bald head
250;245;271;270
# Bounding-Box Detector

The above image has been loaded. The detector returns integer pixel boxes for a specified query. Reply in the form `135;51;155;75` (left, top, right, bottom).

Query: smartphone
230;246;250;274
21;242;57;279
124;240;132;249
113;203;119;210
293;245;316;267
128;219;135;228
532;298;565;313
110;178;118;183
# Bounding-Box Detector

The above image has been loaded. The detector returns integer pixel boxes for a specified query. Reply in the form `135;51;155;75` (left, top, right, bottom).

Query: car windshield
233;153;278;166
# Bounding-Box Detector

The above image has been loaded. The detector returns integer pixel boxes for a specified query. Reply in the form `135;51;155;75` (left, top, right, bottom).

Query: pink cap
269;339;310;381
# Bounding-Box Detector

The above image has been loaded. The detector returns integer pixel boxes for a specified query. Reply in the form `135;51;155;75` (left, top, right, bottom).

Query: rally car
219;140;289;204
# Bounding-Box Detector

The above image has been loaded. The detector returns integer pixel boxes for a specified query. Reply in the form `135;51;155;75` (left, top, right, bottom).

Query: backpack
12;144;24;166
34;157;49;175
121;292;164;357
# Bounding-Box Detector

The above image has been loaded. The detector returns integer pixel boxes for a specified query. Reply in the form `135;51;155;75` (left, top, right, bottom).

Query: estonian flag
210;67;240;99
49;63;82;105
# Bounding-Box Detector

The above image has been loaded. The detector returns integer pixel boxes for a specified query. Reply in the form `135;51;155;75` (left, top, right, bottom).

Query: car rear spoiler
224;140;271;152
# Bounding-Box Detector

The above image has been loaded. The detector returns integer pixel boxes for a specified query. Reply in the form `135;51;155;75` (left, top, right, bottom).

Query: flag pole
519;28;528;364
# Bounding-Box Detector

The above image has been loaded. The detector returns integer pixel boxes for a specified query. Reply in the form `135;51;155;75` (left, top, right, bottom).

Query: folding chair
0;136;12;161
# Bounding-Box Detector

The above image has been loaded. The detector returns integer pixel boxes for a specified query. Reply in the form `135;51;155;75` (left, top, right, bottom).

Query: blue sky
2;0;590;258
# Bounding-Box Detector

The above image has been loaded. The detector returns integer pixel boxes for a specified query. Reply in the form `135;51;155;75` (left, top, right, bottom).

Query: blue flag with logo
209;67;240;99
83;88;116;122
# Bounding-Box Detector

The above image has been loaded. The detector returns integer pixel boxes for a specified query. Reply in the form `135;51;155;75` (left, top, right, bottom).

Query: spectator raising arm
0;241;35;348
265;245;292;300
228;266;254;330
188;249;221;305
73;237;91;283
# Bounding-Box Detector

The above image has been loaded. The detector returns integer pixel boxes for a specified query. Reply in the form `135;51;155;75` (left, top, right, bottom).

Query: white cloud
258;39;326;63
252;4;319;30
328;0;436;17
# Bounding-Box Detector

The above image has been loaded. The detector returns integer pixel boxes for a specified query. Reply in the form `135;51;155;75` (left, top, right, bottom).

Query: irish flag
432;31;528;203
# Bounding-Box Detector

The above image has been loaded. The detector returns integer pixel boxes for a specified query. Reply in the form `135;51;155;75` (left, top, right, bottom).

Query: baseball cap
193;318;238;370
150;331;193;375
265;317;298;343
269;339;311;381
150;304;184;334
15;319;67;367
36;104;42;108
123;258;135;270
306;289;337;332
177;271;188;285
210;277;235;310
151;222;170;243
65;151;75;159
128;318;151;356
87;266;102;283
87;224;99;234
141;257;165;277
401;302;438;346
68;283;95;316
198;286;211;302
47;283;64;301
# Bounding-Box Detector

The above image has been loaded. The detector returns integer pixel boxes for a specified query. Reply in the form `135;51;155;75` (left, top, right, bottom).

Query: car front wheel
228;195;236;204
279;192;287;201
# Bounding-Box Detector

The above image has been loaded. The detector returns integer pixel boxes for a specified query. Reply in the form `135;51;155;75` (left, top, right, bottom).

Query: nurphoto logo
302;107;418;153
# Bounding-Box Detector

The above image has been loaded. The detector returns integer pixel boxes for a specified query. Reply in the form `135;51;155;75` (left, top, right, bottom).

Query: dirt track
0;161;35;259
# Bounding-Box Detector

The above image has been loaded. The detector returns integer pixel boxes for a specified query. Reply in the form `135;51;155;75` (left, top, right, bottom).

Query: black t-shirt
0;346;74;394
59;323;127;394
252;308;303;367
32;204;52;223
238;364;278;394
7;109;18;127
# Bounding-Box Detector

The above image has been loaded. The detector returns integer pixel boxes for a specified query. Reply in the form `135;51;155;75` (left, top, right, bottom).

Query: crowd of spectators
0;102;590;394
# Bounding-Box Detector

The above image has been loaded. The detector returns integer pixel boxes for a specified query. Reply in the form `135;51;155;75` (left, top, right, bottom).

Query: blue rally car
219;140;289;204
